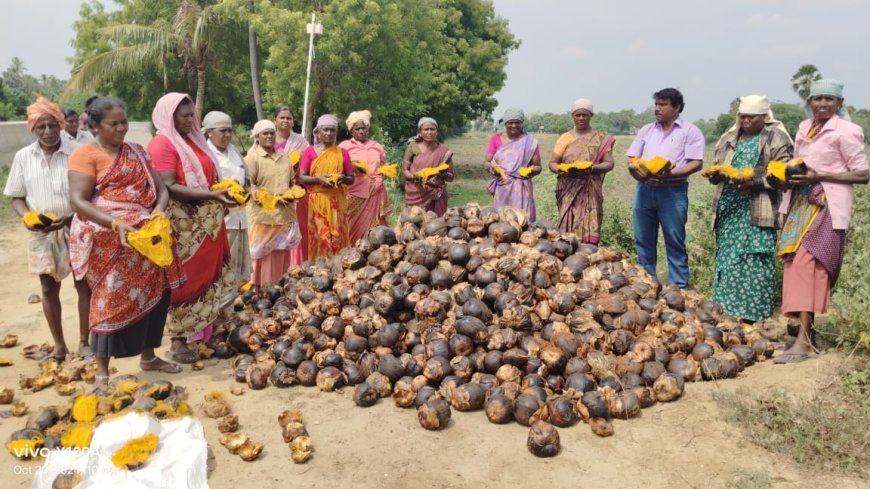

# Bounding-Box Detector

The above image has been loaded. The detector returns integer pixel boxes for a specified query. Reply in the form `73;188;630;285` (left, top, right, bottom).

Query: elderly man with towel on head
4;97;92;360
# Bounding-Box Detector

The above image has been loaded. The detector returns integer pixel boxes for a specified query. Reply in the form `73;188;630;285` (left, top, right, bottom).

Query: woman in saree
68;97;186;385
548;98;615;243
339;110;393;245
246;120;300;285
710;95;793;324
148;93;236;364
485;108;541;220
403;117;455;216
298;114;355;260
274;106;311;263
775;79;869;364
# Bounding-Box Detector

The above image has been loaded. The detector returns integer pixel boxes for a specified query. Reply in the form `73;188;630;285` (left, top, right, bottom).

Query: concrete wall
1;121;154;169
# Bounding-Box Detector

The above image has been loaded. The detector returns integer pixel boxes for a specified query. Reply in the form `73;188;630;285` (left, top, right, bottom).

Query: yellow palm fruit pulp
280;185;306;201
556;161;593;173
377;163;398;179
60;422;95;449
700;163;725;178
72;394;98;422
518;167;533;178
324;174;343;185
416;163;450;184
254;189;280;210
644;155;674;175
289;151;301;166
628;157;652;178
112;433;160;470
766;158;806;183
22;211;58;230
352;160;369;173
211;179;250;205
492;165;507;180
6;429;44;459
127;216;174;267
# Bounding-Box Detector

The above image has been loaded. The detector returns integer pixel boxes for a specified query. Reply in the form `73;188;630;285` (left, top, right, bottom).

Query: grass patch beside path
0;166;15;223
714;356;870;479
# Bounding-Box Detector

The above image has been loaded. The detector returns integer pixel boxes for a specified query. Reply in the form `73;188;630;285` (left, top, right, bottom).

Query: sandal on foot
773;352;815;364
79;344;94;359
166;349;198;364
140;356;183;373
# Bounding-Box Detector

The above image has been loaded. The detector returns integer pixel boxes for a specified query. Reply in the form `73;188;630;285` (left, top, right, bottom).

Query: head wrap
716;95;792;148
346;110;372;130
501;108;525;123
202;111;233;132
417;117;437;130
252;120;276;137
26;97;65;131
808;78;850;120
152;92;220;190
313;114;339;144
809;79;844;99
571;98;594;115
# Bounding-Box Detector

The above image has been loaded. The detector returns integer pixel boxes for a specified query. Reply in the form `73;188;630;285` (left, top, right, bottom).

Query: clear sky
2;0;869;120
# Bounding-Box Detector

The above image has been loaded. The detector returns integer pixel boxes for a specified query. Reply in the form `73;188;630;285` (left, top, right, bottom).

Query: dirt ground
0;225;866;489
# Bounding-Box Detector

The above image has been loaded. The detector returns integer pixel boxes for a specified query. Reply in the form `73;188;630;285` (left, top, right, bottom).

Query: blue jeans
632;183;689;288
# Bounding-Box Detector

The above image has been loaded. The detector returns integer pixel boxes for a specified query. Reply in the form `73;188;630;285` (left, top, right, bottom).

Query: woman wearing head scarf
246;120;300;285
549;99;615;243
148;92;236;364
403;117;455;216
203;111;251;291
710;95;794;324
4;97;92;360
68;97;186;384
339;110;393;245
273;106;311;263
298;114;355;260
775;79;869;364
485;108;541;220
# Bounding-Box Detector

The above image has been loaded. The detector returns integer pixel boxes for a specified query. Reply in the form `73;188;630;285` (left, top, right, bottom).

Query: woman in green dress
710;95;793;322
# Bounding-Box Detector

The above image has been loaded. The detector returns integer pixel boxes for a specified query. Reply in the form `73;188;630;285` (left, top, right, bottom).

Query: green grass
0;166;15;223
714;356;870;479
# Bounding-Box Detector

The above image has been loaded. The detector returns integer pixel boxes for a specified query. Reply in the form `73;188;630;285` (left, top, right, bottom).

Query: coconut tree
65;0;230;117
791;64;822;102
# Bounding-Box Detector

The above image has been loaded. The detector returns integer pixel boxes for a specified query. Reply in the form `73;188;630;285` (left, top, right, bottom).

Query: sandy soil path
0;224;865;489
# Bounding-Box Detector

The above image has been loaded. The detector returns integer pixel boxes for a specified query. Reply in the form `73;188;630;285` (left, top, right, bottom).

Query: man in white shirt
61;108;95;144
4;98;92;360
203;111;251;289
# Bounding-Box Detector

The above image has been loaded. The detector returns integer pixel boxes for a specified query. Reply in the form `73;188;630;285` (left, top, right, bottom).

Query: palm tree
65;0;229;117
248;0;264;120
791;64;822;102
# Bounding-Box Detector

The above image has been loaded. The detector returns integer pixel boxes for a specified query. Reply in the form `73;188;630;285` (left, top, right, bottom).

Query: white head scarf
716;95;792;148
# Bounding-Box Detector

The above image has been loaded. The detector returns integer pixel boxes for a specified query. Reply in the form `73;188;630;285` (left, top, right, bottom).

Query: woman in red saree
68;97;185;385
274;106;310;264
298;114;355;260
548;99;615;244
149;93;236;363
403;117;454;216
339;110;393;245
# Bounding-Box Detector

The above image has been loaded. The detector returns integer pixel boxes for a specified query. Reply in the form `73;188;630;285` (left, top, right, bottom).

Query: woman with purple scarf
485;108;541;221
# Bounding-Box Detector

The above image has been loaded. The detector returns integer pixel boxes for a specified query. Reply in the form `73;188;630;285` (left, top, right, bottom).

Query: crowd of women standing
4;77;867;385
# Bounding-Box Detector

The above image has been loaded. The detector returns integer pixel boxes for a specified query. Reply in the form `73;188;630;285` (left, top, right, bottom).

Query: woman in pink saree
339;110;393;245
485;108;541;221
402;117;454;216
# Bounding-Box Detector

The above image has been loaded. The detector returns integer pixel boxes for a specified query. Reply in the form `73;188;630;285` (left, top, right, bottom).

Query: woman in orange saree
298;114;355;260
403;117;454;216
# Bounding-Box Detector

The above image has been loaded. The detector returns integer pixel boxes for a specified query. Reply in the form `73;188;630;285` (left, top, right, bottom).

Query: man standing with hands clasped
626;88;705;289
